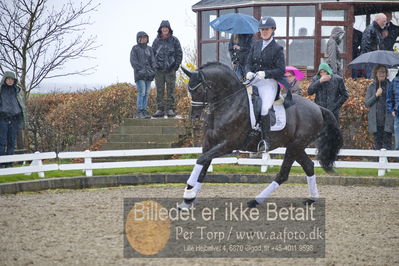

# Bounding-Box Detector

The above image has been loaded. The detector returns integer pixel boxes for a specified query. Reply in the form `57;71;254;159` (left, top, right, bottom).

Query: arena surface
0;183;398;265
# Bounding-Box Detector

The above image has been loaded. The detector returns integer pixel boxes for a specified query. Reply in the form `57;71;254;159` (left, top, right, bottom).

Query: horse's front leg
178;141;231;210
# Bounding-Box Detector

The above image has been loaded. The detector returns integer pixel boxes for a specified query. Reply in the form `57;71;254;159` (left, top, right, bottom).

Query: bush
26;78;376;152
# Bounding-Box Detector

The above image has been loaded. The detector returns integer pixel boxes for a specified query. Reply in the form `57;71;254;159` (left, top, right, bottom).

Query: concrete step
101;142;174;150
123;118;181;127
114;126;185;135
108;134;179;143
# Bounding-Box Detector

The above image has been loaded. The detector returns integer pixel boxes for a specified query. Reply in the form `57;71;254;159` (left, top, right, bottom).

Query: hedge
26;78;374;152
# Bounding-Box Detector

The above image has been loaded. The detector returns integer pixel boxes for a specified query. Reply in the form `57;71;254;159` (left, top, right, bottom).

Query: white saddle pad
247;86;286;131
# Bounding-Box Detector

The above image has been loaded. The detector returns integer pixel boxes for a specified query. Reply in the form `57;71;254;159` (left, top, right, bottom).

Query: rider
245;16;287;152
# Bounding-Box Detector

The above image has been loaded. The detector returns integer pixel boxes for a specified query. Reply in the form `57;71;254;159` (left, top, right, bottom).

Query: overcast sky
46;0;198;89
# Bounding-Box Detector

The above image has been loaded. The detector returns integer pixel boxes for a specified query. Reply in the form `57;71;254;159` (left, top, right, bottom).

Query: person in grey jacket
326;27;345;76
130;31;155;119
365;65;393;150
307;63;348;122
0;71;27;167
152;20;182;118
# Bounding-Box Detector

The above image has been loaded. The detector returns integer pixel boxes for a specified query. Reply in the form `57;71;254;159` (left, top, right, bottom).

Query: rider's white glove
256;71;266;79
246;72;255;80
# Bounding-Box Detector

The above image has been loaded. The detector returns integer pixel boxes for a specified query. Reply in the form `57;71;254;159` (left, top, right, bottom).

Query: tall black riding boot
258;114;271;152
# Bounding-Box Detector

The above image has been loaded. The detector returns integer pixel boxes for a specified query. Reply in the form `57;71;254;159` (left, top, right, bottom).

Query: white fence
0;147;399;178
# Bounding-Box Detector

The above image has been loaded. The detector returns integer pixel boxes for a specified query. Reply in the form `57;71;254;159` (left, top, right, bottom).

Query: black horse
180;62;342;208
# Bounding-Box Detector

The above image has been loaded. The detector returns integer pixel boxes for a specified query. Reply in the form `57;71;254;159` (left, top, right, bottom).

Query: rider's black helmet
258;16;276;29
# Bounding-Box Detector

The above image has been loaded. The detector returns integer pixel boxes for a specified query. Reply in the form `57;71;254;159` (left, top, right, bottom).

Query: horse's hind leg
295;149;319;202
248;147;296;208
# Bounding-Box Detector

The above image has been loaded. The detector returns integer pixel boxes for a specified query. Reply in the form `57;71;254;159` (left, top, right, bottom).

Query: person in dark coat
365;65;393;150
382;12;399;51
0;71;27;168
326;27;345;76
130;31;155;119
152;20;182;118
228;33;253;81
361;13;387;78
352;27;363;78
245;16;288;153
307;63;348;122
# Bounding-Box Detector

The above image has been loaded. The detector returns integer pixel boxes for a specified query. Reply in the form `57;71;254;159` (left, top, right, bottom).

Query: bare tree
0;0;99;97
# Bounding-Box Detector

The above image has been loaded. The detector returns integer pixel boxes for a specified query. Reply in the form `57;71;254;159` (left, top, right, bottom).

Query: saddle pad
247;88;286;131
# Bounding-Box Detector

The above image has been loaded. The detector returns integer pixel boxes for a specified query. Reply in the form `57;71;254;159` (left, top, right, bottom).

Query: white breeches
252;78;278;115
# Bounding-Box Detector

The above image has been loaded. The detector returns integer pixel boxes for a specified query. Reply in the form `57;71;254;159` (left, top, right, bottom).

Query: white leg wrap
306;175;319;199
255;181;279;204
187;164;203;186
193;182;202;193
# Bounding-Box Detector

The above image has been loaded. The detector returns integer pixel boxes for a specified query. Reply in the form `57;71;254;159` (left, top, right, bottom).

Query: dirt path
0;183;398;265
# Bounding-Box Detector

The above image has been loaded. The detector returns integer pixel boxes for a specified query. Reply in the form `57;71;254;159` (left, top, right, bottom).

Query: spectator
130;31;155;119
382;12;399;51
307;63;348;122
152;20;182;118
289;27;314;68
0;71;26;168
326;27;345;76
386;71;399;151
282;69;302;96
228;34;253;81
365;65;393;150
361;13;387;78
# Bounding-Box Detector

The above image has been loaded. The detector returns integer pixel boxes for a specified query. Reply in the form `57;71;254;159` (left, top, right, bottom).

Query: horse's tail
317;107;343;173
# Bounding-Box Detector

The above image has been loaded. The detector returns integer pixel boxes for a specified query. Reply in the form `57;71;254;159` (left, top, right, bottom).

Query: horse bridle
188;70;211;107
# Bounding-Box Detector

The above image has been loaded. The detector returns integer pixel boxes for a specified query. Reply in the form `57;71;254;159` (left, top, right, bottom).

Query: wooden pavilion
192;0;399;77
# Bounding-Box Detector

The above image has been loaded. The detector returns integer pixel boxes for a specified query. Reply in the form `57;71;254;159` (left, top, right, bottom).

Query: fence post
84;150;93;177
261;152;270;173
378;148;387;177
26;151;45;178
208;164;213;172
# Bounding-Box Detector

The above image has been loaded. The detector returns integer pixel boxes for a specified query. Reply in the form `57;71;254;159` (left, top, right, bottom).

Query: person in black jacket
130;31;155;119
245;16;287;153
229;34;253;81
361;13;387;78
382;12;399;52
307;63;348;122
152;20;182;118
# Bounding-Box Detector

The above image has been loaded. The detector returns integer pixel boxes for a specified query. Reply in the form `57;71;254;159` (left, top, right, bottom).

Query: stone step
114;126;185;135
101;142;174;150
108;134;179;143
123;118;181;127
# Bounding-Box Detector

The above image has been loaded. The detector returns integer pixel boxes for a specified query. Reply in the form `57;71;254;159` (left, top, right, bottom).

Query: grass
1;164;398;184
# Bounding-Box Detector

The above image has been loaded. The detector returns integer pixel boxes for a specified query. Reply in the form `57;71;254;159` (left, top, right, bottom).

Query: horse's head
182;63;242;119
182;67;207;119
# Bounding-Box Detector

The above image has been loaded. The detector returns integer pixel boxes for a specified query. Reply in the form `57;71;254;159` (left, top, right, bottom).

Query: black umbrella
348;50;399;69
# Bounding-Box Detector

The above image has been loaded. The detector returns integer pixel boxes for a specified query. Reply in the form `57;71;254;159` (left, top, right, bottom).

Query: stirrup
257;139;269;153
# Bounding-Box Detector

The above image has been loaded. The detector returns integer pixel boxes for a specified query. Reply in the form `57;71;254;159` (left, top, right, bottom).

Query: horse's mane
199;62;242;87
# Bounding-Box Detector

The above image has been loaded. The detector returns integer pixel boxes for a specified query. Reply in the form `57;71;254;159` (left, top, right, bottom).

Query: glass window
201;43;217;65
322;10;346;21
289;6;315;37
219;42;232;67
201;10;217;40
261;6;287;37
237;7;253;16
219;9;234;40
288;39;314;69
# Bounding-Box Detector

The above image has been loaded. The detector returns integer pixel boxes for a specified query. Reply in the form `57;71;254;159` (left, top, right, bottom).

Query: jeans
0;119;20;157
394;116;399;150
154;71;176;111
136;80;152;111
